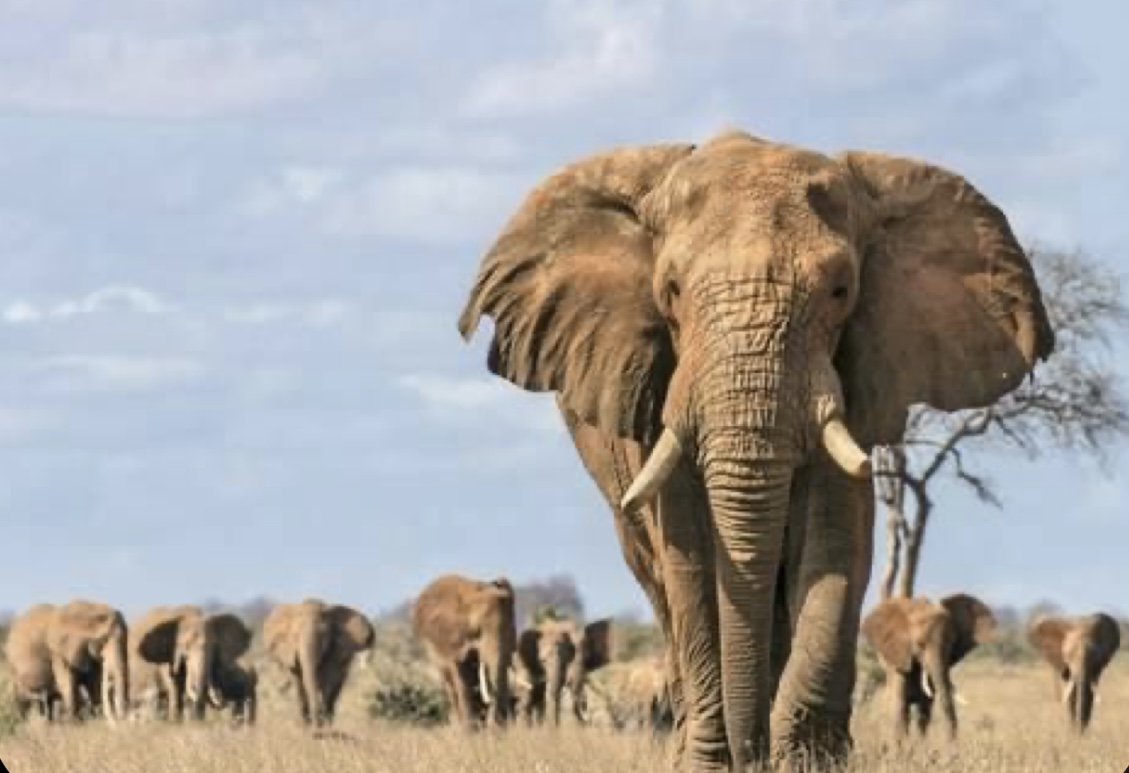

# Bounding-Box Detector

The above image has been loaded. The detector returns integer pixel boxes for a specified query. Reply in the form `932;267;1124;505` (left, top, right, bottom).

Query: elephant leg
914;696;933;737
657;463;727;772
888;672;910;739
292;671;313;724
772;461;874;767
560;408;692;760
320;658;350;724
50;659;78;722
455;666;481;730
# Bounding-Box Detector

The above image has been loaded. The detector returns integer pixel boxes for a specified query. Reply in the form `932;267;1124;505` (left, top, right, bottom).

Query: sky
0;0;1126;621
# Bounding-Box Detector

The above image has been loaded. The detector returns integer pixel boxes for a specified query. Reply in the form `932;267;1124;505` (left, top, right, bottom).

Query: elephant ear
263;604;302;668
861;600;914;673
581;618;614;673
207;613;252;663
1086;613;1122;675
837;151;1055;445
1028;616;1070;677
458;144;695;445
517;628;545;677
54;601;120;668
138;610;184;665
940;593;996;666
327;605;375;653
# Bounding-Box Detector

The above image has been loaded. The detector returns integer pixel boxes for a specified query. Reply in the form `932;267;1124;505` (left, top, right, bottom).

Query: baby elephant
512;617;613;727
1028;612;1120;733
862;593;996;740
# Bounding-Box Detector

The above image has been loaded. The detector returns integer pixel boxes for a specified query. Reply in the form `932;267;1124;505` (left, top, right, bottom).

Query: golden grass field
1;659;1126;773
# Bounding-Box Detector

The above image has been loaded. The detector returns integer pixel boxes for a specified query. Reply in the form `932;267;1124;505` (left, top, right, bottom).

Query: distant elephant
1028;612;1121;732
212;656;258;726
861;593;995;740
513;617;613;726
262;599;375;727
130;605;252;721
4;600;130;722
601;652;674;733
412;574;516;729
457;128;1052;769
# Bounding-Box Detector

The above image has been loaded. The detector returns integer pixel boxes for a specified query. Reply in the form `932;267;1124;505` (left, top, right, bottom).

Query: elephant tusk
478;662;493;706
920;670;934;699
208;686;227;710
621;430;683;512
821;418;872;479
954;690;968;706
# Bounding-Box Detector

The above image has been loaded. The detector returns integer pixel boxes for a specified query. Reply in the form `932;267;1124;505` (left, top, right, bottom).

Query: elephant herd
0;577;617;734
861;594;1121;739
2;598;375;728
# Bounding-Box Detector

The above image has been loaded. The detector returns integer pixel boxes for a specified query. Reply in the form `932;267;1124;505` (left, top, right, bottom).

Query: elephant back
5;604;57;692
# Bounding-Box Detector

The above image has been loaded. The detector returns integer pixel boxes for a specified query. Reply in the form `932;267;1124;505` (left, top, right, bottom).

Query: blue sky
0;0;1125;621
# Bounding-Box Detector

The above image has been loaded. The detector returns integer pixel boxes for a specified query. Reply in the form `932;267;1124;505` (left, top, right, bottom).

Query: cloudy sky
1;0;1126;620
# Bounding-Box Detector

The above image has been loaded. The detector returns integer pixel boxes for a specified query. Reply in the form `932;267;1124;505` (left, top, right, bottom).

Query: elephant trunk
695;317;799;765
184;650;212;721
104;629;130;723
922;647;957;739
547;654;564;727
299;625;325;726
480;639;511;728
1075;660;1095;732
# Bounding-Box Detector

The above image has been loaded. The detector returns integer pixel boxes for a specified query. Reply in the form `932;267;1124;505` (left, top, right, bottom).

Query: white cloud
397;373;560;434
222;299;354;328
32;355;205;392
0;4;407;119
0;408;60;441
240;165;344;216
2;286;174;325
462;0;661;118
321;167;524;245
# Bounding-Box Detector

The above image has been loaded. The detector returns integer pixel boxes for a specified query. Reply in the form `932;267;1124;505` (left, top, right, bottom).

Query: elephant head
1028;612;1121;732
137;605;252;720
861;593;995;739
411;574;517;729
516;617;613;725
459;129;1051;764
263;599;375;727
41;600;131;722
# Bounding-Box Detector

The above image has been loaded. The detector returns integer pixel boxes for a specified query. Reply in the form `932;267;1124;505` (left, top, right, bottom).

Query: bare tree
877;245;1129;599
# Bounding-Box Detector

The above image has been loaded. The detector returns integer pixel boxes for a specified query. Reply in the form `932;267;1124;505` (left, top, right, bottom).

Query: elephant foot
770;710;852;772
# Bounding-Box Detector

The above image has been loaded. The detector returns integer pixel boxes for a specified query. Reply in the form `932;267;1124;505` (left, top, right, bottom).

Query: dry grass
2;660;1127;773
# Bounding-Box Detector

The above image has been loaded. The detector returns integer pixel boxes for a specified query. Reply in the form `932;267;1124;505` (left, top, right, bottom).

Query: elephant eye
831;284;849;300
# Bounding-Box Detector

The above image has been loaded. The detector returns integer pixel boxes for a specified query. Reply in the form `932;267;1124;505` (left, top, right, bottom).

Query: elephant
457;128;1052;769
211;656;258;726
512;617;613;726
262;599;375;727
130;605;252;721
411;574;517;729
861;593;996;739
1028;612;1121;732
4;600;130;723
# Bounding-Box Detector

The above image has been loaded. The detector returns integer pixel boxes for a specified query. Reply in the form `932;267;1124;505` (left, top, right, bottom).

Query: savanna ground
1;631;1126;773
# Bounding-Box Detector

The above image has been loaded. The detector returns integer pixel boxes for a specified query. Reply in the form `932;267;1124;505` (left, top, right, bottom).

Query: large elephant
262;599;375;727
130;605;252;721
861;593;995;739
1028;612;1121;732
4;600;130;722
513;617;613;726
457;128;1052;769
411;574;516;729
